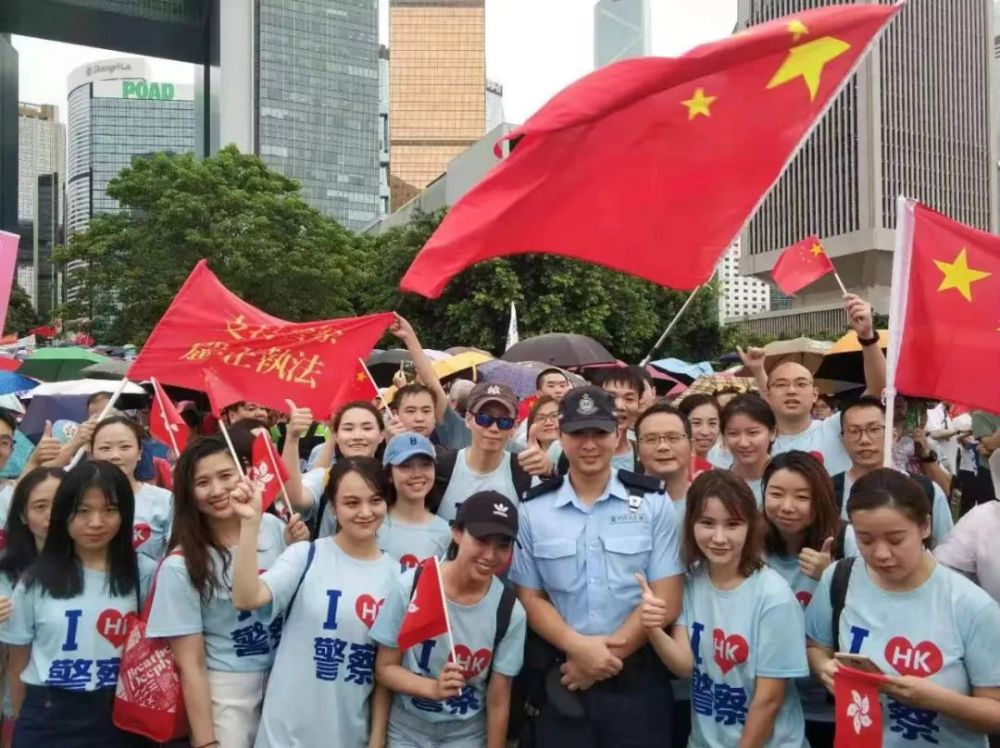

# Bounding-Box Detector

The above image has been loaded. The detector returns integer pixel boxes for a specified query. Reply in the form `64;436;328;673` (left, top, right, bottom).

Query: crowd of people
0;293;996;747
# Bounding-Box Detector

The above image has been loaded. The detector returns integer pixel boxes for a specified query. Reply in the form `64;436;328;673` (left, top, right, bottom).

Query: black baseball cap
559;385;617;433
454;491;519;539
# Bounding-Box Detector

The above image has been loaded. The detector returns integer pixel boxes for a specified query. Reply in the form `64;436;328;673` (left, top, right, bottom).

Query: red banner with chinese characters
128;261;394;418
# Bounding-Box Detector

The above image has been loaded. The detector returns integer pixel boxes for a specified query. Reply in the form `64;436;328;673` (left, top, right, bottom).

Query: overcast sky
13;1;737;124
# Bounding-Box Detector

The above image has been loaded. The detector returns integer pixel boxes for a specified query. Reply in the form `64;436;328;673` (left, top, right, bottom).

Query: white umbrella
23;379;148;399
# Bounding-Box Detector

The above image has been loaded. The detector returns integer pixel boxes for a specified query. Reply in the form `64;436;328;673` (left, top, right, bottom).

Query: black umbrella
364;349;413;387
502;333;616;369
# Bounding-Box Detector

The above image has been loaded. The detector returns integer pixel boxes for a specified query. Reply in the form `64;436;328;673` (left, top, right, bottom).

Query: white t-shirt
934;501;1000;604
255;538;399;748
0;481;14;551
772;416;850;476
926;404;959;475
133;483;174;560
438;449;519;522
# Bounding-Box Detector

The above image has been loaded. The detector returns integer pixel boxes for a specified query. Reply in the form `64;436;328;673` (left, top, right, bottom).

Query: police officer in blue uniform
510;386;684;747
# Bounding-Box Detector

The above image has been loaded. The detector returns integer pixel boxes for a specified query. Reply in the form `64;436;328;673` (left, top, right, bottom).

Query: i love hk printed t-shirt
377;513;452;574
254;538;399;748
681;565;808;748
132;483;174;560
806;559;1000;747
1;555;156;691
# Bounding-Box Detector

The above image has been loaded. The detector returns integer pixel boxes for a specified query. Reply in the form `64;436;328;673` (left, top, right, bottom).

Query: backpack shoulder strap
429;446;459;513
831;472;846;513
829;557;856;652
488;582;517;679
509;454;534;499
285;541;316;621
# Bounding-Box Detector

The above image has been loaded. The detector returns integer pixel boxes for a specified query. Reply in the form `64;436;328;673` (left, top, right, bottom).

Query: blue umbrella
0;371;38;395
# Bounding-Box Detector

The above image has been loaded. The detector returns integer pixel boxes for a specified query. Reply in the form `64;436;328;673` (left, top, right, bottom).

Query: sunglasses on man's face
472;412;515;431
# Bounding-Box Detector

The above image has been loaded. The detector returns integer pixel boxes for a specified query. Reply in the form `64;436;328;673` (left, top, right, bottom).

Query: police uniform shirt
510;473;683;635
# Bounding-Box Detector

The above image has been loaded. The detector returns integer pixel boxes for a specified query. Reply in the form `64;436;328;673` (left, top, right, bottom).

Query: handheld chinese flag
128;261;393;417
250;430;291;515
149;377;189;455
330;359;381;415
202;368;248;418
399;4;902;298
834;666;887;748
397;557;452;652
771;235;836;294
887;200;1000;413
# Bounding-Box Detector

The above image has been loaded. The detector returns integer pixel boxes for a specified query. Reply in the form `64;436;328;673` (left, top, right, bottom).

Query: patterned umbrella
478;360;585;399
675;374;759;402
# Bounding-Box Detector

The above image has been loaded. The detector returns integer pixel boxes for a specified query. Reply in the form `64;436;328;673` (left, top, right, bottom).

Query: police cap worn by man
558;386;617;434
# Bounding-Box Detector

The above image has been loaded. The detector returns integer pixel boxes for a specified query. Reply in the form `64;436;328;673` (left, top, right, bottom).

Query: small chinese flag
770;235;836;294
329;361;380;417
202;367;247;418
250;430;291;515
397;557;450;652
834;666;887;748
891;201;1000;413
149;377;189;455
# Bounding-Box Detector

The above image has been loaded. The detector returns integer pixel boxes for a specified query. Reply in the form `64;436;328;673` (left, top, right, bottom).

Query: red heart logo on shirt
451;645;492;678
355;594;385;628
712;628;749;675
884;637;943;677
399;554;419;570
97;609;129;648
795;591;813;607
131;523;152;549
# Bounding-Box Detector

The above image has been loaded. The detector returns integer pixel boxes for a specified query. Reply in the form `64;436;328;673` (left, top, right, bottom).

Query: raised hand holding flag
250;430;292;518
771;235;841;295
397;557;454;658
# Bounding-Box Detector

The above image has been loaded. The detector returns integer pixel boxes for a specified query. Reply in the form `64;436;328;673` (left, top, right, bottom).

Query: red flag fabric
128;261;393;418
202;368;249;418
329;361;380;415
834;666;887;748
399;4;902;298
149;378;189;454
397;557;450;652
250;431;291;515
891;202;1000;413
770;235;836;294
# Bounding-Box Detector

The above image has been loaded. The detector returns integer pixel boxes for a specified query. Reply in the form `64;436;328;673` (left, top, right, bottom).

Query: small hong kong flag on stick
149;377;189;455
250;431;291;519
397;557;454;656
771;235;842;295
834;665;887;748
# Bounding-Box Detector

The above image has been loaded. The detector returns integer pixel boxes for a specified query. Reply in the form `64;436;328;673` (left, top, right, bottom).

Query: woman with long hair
761;451;840;747
806;469;1000;747
380;432;450;573
372;490;527;748
145;437;308;748
721;394;777;505
90;415;173;560
231;457;399;748
0;467;63;746
678;470;808;747
1;461;153;747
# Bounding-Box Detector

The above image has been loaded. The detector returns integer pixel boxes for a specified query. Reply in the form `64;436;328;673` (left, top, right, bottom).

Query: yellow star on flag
933;248;992;303
810;244;824;257
787;19;809;42
681;87;717;120
767;36;851;100
357;371;367;382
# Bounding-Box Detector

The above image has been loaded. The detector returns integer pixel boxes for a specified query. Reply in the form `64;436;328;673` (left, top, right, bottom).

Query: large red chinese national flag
399;4;903;298
771;235;836;294
890;201;1000;413
129;261;394;418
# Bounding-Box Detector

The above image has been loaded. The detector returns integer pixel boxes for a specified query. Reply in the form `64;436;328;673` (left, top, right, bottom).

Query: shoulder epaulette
616;469;666;495
521;475;564;503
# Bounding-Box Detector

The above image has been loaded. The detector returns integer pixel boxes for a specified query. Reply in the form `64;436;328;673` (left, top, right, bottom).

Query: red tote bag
112;555;188;742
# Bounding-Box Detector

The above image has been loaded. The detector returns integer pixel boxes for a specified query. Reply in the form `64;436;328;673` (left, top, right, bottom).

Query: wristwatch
919;450;938;464
857;330;880;346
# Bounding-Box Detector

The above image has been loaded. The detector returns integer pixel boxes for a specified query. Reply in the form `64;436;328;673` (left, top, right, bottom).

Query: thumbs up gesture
517;423;555;478
31;420;63;467
799;536;835;581
285;400;313;439
635;573;668;630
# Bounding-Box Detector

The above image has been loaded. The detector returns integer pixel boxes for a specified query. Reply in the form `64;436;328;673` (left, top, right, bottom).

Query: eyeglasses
473;412;515;431
769;379;815;391
638;433;689;447
534;413;560;424
843;425;885;441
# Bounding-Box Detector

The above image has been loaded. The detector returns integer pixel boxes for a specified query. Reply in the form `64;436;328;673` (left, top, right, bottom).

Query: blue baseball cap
383;432;436;466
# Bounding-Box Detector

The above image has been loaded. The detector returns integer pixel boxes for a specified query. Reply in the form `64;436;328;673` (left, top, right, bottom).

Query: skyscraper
716;241;771;322
33;172;61;318
389;0;486;211
736;0;997;336
594;0;651;68
256;0;380;229
486;79;505;132
66;58;194;298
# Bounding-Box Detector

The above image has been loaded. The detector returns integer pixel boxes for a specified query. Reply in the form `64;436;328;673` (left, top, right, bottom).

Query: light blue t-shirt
146;513;288;673
254;538;399;748
133;482;174;561
438;449;519;522
2;556;156;691
805;559;1000;748
681;566;808;748
838;471;954;542
302;467;336;536
378;513;452;574
772;416;850;476
765;553;831;723
435;408;473;451
707;442;733;470
510;472;683;634
371;568;526;729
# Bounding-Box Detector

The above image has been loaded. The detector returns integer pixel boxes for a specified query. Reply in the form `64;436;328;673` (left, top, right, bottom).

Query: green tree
360;210;723;362
56;146;365;344
3;283;39;337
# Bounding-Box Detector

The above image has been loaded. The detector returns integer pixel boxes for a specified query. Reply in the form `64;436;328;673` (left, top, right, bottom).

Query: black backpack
828;557;856;652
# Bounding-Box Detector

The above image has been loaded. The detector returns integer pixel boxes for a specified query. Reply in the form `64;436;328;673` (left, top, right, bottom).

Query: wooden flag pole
218;418;247;480
640;284;704;367
69;377;131;468
433;556;458;663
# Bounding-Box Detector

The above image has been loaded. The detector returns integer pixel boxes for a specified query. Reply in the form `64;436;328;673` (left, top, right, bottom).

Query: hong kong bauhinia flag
250;431;291;515
834;666;887;748
128;261;393;418
399;4;903;298
888;200;1000;413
